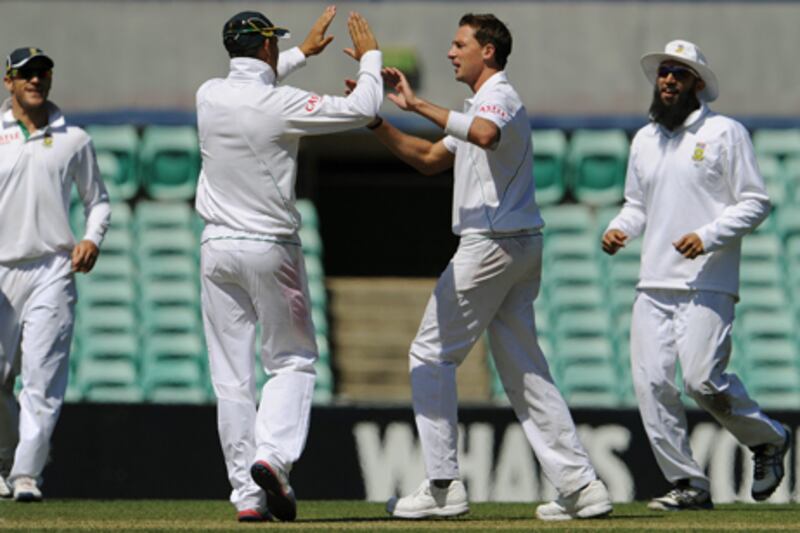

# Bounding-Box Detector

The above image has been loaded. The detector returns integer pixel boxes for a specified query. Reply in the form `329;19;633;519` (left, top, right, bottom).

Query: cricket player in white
602;40;790;510
0;47;110;502
362;14;612;521
195;7;382;522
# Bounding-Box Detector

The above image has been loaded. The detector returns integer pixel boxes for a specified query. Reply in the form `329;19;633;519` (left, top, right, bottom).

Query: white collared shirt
442;71;542;236
195;47;382;241
606;105;770;297
0;98;110;264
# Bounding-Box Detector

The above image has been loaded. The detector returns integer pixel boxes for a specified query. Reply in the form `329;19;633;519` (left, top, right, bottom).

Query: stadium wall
47;404;800;503
1;1;799;120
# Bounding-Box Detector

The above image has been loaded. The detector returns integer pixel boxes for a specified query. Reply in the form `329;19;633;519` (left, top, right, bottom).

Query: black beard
649;82;701;131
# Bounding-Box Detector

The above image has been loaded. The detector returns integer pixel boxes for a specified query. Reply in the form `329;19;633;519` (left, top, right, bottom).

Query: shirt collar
228;57;276;86
1;98;65;133
465;70;507;107
653;103;710;137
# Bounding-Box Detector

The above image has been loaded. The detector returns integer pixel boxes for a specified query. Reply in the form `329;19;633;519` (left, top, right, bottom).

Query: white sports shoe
536;480;613;521
0;473;10;498
12;476;42;502
751;424;792;502
387;479;469;519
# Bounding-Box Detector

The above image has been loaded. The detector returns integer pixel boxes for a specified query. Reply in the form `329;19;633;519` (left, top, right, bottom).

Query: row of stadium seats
86;125;800;207
63;198;331;404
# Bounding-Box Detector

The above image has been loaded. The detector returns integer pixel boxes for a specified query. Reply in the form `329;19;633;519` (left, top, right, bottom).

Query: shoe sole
251;462;296;522
647;500;714;511
752;424;791;502
391;504;469;519
237;509;270;523
13;493;42;503
537;502;613;521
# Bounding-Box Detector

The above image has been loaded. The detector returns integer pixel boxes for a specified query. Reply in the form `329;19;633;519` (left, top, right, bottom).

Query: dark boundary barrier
43;404;799;503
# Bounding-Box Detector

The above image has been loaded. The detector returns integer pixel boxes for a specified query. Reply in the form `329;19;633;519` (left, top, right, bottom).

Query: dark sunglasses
9;67;52;80
657;65;696;82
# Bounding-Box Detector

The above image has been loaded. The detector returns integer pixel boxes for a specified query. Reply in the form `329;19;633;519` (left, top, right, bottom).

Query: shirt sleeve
474;90;517;131
694;126;771;252
276;47;307;82
72;139;111;246
283;50;383;136
442;135;458;153
606;139;647;239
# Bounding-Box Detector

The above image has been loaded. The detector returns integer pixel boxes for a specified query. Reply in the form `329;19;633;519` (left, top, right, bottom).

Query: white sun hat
641;39;719;102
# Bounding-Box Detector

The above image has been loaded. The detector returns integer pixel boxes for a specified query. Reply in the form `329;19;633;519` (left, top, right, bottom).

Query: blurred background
3;0;800;503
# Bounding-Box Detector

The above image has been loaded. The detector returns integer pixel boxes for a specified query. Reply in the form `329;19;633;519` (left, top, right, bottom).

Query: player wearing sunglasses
602;40;790;511
0;47;110;502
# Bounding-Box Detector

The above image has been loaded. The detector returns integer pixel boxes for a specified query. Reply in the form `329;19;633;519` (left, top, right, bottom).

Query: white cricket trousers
631;289;786;491
0;252;75;482
410;234;597;496
200;238;317;512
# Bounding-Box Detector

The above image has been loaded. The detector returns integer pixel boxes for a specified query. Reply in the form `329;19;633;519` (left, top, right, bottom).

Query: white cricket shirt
195;47;382;242
442;71;543;236
0;99;110;264
607;105;770;297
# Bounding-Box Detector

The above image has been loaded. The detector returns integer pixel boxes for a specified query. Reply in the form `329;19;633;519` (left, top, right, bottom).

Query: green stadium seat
739;311;795;345
308;279;327;309
84;385;145;403
140;126;200;200
304;255;324;283
567;129;629;206
313;362;334;404
544;259;602;289
554;337;615;366
142;359;205;396
78;307;137;336
608;261;640;290
311;306;328;336
95;152;123;202
76;279;136;310
561;363;621;407
86;125;141;200
76;359;138;395
548;285;605;317
544;234;598;263
748;365;800;403
300;227;323;257
737;286;788;317
134;201;193;233
87;255;136;282
143;333;205;365
80;334;138;364
554;310;612;341
99;227;134;257
753;128;800;160
142;306;202;336
139;255;197;282
744;338;797;369
757;155;787;206
540;204;594;236
136;228;198;258
148;385;209;404
532;129;568;205
139;280;200;316
776;208;800;243
741;233;782;264
296;198;319;229
784;156;800;204
739;262;783;288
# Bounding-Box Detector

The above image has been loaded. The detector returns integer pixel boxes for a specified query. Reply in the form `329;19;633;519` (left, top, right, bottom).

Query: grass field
1;500;800;532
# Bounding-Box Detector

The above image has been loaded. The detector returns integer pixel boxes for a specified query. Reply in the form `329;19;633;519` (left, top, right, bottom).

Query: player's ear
482;43;497;66
695;78;706;94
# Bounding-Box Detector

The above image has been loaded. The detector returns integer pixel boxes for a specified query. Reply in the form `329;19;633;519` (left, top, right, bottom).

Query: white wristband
445;111;473;141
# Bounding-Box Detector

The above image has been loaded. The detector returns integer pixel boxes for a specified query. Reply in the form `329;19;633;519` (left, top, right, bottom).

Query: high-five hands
299;5;337;57
382;67;419;112
343;12;378;61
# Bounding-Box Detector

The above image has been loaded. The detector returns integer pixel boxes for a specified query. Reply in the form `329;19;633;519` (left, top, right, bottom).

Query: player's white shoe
536;480;612;521
12;476;42;502
0;473;10;499
387;479;469;519
237;507;271;522
648;481;712;511
751;424;792;501
250;460;296;522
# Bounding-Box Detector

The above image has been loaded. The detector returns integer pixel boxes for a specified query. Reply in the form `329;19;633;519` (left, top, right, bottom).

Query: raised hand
382;67;418;111
299;5;336;57
343;12;378;61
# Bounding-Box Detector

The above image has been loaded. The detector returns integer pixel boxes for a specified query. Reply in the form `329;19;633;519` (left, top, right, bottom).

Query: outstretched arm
368;119;454;176
382;67;499;149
